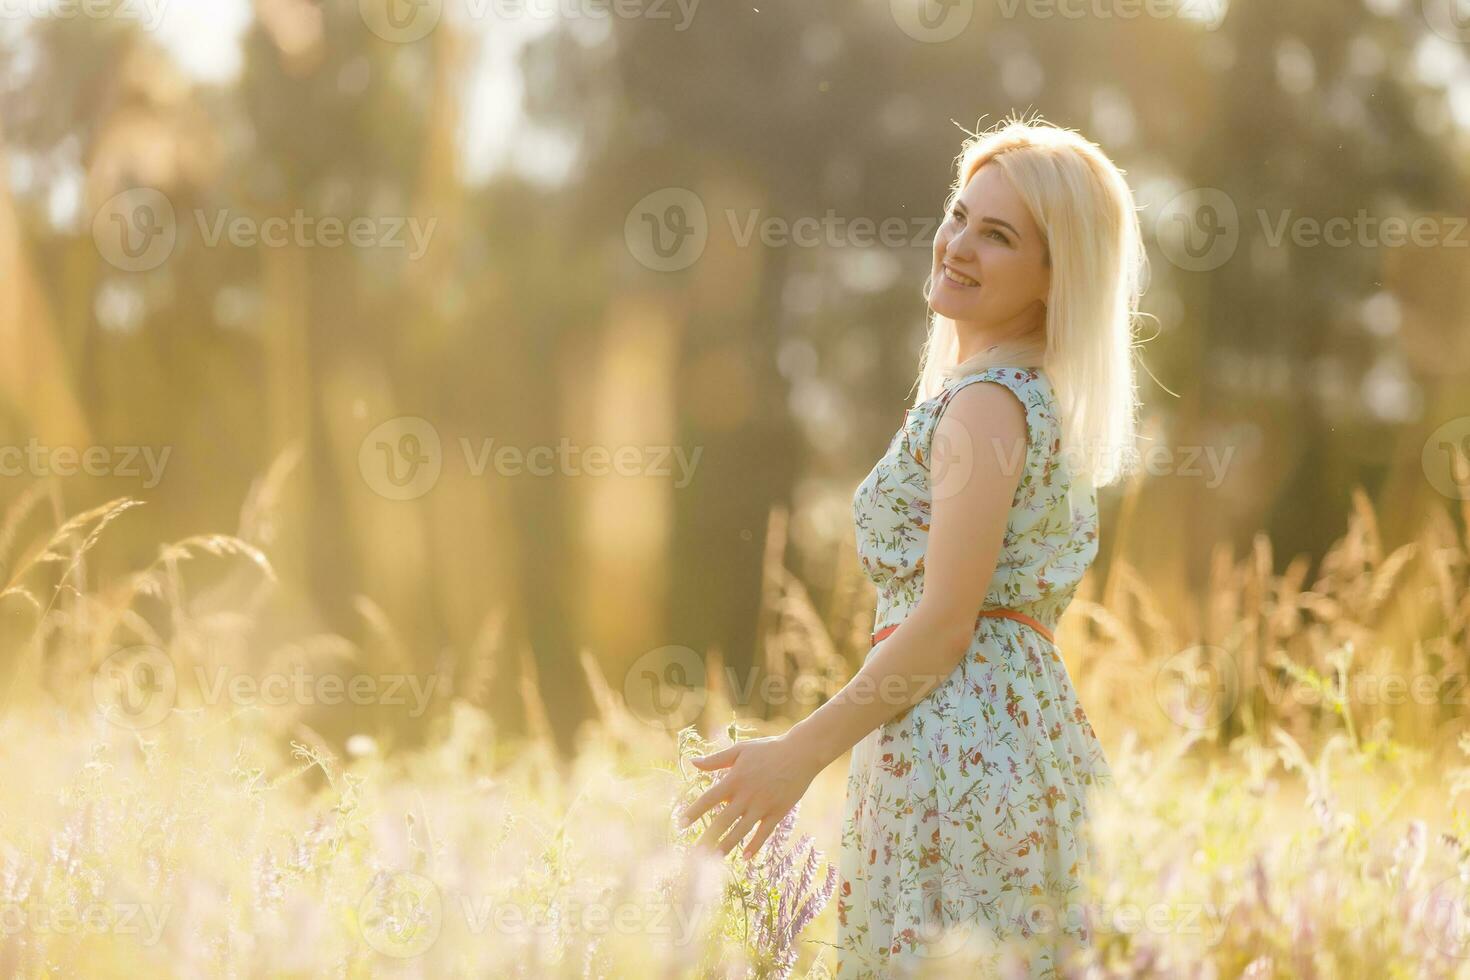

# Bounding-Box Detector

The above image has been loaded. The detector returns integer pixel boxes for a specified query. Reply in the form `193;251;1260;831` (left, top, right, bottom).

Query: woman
678;115;1146;977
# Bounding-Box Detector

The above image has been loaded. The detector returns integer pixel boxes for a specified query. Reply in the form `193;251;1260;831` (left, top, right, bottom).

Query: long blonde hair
914;114;1149;488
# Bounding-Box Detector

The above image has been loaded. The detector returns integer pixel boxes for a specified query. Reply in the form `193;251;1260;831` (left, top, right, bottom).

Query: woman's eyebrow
981;216;1020;237
954;203;1021;238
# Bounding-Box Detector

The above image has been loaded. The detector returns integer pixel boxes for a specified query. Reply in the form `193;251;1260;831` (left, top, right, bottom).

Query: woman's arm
785;379;1029;772
679;380;1027;858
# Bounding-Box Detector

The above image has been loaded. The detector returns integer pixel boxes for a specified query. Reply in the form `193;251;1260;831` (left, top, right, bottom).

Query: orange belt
871;608;1055;646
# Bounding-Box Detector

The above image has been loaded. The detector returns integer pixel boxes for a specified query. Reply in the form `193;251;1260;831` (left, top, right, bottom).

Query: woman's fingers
680;743;751;827
741;812;779;859
696;800;741;852
679;740;761;833
690;744;740;770
678;774;734;829
718;812;760;857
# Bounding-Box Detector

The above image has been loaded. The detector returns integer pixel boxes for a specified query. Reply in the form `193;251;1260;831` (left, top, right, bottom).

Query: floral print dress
836;366;1114;978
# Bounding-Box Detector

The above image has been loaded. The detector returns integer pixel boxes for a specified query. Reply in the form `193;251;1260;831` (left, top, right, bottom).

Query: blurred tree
0;0;1464;749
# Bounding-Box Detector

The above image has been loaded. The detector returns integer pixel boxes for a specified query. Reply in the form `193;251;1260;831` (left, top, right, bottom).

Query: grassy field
0;483;1467;977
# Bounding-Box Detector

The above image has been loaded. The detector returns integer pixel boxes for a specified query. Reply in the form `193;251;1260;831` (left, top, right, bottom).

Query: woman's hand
677;733;823;860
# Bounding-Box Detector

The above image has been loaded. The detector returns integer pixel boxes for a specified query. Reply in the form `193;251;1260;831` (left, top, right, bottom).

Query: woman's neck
953;307;1046;364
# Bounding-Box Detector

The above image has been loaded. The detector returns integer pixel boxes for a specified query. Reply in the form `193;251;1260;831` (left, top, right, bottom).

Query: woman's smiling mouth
942;265;981;287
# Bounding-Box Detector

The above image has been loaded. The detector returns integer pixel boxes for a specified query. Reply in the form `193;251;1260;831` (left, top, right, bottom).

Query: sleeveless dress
836;366;1114;979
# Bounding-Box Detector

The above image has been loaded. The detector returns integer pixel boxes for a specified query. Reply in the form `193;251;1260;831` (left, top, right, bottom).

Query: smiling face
928;161;1051;332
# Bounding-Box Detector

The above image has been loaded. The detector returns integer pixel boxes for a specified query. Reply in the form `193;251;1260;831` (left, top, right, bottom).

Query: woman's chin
927;294;978;320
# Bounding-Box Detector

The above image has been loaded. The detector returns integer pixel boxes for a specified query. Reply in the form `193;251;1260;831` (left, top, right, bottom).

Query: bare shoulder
928;380;1030;493
936;377;1029;444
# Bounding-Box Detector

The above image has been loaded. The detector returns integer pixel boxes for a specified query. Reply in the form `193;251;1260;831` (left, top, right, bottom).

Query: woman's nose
946;235;977;264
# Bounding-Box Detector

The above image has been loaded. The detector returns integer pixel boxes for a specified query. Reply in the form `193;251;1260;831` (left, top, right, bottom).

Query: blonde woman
678;115;1145;977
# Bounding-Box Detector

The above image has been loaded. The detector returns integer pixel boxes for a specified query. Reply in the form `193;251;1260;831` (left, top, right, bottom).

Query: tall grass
0;478;1466;976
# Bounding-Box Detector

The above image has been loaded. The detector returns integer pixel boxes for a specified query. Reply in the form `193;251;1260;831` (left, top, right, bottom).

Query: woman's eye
949;209;964;223
988;228;1009;242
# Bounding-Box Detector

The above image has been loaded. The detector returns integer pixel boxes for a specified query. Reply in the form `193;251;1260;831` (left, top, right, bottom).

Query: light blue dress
836;366;1115;978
